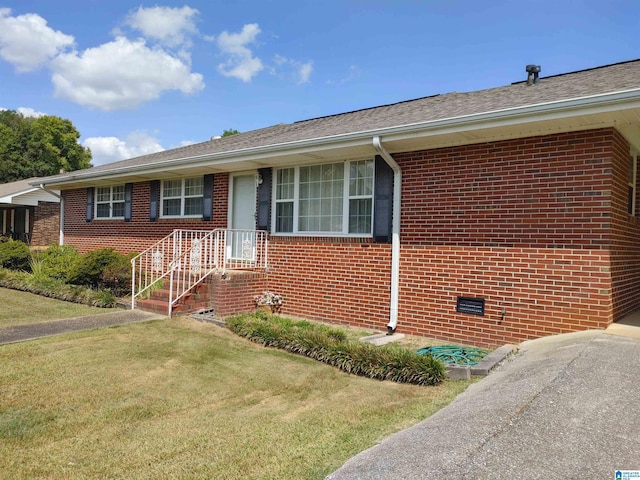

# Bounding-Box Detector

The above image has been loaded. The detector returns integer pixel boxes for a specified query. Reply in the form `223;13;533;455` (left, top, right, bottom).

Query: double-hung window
162;177;203;217
274;159;374;235
95;185;125;219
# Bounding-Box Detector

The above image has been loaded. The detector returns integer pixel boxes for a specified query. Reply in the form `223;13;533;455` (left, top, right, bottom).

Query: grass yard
0;287;108;328
0;315;475;479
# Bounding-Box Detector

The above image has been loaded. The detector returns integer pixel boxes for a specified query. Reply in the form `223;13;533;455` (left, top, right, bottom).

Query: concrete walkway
0;310;165;345
328;324;640;479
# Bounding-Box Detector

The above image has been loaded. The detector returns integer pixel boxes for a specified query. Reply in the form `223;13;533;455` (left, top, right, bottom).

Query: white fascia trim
36;88;640;187
0;187;39;204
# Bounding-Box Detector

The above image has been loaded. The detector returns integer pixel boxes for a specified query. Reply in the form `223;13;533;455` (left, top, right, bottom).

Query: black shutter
149;180;160;221
124;183;133;222
202;174;214;221
86;187;94;222
257;168;272;231
373;155;393;243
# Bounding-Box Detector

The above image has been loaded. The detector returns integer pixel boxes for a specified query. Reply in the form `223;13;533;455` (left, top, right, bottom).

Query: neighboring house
34;59;640;347
0;177;60;247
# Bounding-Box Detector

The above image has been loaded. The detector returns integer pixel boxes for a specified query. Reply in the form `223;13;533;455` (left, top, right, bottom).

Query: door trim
227;171;258;229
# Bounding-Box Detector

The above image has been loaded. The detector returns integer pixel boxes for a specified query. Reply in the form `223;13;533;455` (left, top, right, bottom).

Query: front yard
0;294;474;479
0;287;107;327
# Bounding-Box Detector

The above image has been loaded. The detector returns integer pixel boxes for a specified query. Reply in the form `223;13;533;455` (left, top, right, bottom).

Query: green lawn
0;287;107;327
0;315;475;479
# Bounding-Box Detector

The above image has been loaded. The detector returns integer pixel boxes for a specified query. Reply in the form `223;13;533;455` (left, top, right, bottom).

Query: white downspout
58;196;64;245
38;184;64;245
372;136;401;333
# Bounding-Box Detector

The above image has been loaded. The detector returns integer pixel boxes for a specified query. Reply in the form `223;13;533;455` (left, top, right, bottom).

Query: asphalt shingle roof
0;177;43;197
45;59;640;181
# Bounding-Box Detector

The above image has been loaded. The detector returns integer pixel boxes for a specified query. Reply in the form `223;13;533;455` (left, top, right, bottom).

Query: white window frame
160;177;203;218
95;185;125;219
271;159;375;237
629;149;637;216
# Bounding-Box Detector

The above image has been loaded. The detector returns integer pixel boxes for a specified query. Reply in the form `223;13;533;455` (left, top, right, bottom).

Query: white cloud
0;106;47;117
0;8;74;72
297;62;313;84
50;36;204;111
124;5;199;48
270;55;313;84
17;107;46;117
83;131;165;166
326;65;361;86
217;23;263;82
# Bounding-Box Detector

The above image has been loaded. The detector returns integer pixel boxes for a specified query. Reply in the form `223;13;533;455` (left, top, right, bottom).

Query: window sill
270;232;371;238
159;215;203;220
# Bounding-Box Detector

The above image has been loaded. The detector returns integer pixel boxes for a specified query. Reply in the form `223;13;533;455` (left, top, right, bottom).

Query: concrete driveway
328;325;640;479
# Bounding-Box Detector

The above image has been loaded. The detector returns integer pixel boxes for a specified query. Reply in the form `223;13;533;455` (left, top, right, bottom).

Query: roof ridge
299;59;640;127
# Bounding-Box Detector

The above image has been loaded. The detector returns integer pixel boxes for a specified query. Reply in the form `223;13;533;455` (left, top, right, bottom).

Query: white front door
229;173;257;259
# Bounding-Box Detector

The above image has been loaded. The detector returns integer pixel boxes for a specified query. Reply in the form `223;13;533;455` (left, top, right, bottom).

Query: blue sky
0;0;638;166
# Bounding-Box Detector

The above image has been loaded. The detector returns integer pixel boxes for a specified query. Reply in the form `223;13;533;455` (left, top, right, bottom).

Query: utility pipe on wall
372;136;401;333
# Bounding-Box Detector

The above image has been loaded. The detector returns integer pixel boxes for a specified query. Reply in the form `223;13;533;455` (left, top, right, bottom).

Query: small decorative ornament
254;291;283;313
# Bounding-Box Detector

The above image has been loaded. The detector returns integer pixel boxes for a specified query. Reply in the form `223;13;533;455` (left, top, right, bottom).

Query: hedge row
226;312;446;386
0;268;117;308
0;242;132;297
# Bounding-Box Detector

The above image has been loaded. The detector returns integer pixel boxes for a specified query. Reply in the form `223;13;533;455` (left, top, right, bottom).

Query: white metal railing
131;229;268;316
131;230;212;309
167;229;267;316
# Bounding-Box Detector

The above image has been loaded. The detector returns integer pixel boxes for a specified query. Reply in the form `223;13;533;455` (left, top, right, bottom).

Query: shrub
99;252;132;296
0;240;31;271
226;312;446;386
67;248;131;293
0;267;117;308
35;245;80;280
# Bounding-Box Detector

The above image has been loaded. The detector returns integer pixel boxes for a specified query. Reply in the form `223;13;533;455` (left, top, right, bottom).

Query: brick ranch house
35;60;640;348
0;177;60;247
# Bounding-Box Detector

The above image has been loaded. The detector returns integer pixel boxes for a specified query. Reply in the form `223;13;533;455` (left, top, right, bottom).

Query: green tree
0;110;92;182
221;128;239;137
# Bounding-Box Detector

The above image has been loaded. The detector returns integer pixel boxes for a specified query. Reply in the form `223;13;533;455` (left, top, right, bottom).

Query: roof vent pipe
526;65;541;85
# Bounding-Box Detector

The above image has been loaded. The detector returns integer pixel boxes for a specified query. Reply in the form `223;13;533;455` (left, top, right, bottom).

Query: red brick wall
265;242;613;349
62;174;229;254
399;130;612;248
609;130;640;320
397;246;612;348
267;240;392;331
31;201;60;246
211;271;267;316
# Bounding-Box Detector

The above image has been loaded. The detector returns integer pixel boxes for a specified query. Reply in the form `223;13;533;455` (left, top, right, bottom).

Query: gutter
33;87;640;188
37;184;64;245
38;184;61;199
372;136;401;334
